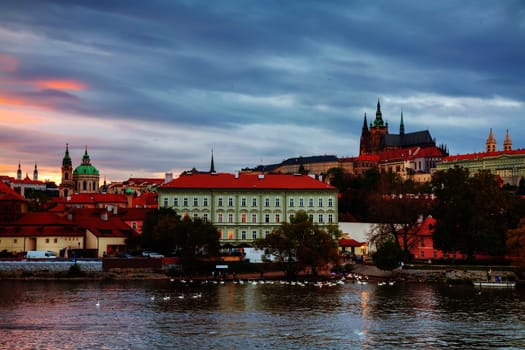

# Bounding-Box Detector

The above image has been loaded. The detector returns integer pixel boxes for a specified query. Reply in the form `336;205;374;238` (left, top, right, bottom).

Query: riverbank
0;260;521;285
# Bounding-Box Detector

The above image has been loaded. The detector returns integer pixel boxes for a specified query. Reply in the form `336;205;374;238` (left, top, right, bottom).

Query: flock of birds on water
94;273;398;307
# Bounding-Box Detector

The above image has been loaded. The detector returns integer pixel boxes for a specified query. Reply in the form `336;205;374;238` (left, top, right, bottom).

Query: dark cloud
0;0;524;179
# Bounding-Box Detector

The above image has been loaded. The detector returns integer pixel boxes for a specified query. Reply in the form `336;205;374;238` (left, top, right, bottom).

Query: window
420;238;425;247
328;198;333;207
203;213;208;222
241;213;247;223
193;213;199;220
241;231;247;240
309;198;314;207
163;198;168;207
289;214;294;222
252;230;257;240
299;198;304;207
183;197;188;206
318;214;324;223
251;214;257;223
228;197;233;207
265;214;270;223
13;239;17;243
228;230;234;240
46;238;50;243
203;197;208;207
275;214;280;223
289;198;294;207
328;214;333;223
132;222;137;229
318;198;323;207
218;197;223;207
275;198;280;207
193;197;198;206
309;214;314;222
252;197;257;207
265;197;270;207
218;213;223;223
264;230;270;238
241;197;247;207
228;213;233;223
173;197;179;206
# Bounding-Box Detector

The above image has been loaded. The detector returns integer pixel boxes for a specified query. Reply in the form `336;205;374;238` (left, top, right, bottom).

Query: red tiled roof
70;208;133;237
161;173;336;190
62;193;127;204
0;181;25;201
443;149;525;162
338;238;365;247
126;177;164;185
116;207;155;221
11;176;45;185
130;192;158;208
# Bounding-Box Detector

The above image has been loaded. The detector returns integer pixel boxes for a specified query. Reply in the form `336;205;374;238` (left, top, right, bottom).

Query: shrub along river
1;279;524;349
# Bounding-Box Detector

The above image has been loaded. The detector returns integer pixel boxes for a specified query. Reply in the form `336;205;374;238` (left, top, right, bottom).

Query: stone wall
0;260;103;273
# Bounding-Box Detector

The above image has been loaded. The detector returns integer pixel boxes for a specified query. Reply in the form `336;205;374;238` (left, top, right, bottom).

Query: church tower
486;128;497;152
33;163;38;181
367;98;389;154
59;144;74;198
359;113;370;155
17;162;22;180
503;129;512;151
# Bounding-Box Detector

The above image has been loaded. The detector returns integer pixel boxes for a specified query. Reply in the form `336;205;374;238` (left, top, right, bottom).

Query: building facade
437;129;525;185
158;172;338;244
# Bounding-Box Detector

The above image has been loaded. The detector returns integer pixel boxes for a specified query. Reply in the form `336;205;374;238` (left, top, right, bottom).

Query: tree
174;216;220;272
254;210;340;280
367;194;433;262
141;207;180;253
372;240;403;272
432;167;509;260
506;218;525;270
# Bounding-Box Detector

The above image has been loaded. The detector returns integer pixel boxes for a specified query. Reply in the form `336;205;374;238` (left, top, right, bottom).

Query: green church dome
73;164;99;175
73;147;99;175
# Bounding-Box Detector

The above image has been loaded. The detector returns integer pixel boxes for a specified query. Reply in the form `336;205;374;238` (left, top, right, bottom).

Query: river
0;279;524;349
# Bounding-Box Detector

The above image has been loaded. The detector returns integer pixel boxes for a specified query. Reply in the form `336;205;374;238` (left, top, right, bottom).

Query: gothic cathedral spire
400;111;405;136
210;149;216;174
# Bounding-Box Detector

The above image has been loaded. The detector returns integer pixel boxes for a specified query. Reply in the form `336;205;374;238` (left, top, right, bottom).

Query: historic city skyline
1;1;524;183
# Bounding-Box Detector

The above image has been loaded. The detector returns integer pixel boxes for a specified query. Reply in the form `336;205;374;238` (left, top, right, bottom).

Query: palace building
437;129;525;185
158;171;338;244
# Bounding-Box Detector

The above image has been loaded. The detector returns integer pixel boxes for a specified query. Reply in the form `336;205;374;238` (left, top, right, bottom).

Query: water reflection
0;280;524;349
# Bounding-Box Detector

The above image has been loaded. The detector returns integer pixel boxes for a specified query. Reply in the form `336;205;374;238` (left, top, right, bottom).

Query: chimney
258;174;265;180
67;213;73;221
165;172;173;183
235;171;239;179
101;212;108;221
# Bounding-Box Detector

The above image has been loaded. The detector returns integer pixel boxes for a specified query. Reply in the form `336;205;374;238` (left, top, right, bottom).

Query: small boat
474;281;516;288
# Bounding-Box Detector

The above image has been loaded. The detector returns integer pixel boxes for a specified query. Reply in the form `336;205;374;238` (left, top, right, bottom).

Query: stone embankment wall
0;260;103;274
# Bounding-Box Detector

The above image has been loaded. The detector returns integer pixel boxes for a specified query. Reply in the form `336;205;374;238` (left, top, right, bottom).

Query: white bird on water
95;300;100;308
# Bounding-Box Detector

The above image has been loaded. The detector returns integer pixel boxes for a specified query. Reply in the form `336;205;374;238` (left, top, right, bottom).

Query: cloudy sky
1;0;524;183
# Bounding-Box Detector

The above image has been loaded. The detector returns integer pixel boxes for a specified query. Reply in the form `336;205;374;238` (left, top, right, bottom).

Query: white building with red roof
158;172;338;244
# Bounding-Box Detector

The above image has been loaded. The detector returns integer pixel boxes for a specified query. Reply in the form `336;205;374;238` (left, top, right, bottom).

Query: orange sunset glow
33;79;88;91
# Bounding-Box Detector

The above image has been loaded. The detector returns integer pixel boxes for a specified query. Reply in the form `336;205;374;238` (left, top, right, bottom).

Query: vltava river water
0;279;524;349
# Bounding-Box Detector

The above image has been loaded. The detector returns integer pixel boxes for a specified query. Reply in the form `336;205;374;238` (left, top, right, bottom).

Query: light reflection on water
0;280;524;349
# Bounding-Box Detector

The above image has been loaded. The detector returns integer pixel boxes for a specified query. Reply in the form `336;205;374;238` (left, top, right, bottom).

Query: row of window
184;212;334;224
164;196;334;208
219;229;271;240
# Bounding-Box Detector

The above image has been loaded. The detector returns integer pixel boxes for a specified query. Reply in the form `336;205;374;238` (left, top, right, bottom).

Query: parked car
142;251;164;258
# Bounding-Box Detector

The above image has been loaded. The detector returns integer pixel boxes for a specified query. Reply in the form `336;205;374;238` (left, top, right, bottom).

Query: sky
1;0;524;184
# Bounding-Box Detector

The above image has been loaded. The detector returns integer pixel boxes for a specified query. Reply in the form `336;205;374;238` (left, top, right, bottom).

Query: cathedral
359;100;439;155
59;144;100;198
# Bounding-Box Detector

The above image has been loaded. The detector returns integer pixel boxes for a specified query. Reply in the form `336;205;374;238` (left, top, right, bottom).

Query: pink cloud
0;54;19;72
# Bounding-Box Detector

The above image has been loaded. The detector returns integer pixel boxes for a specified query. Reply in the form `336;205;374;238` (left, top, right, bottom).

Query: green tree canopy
254;210;340;280
372;240;404;272
431;167;510;260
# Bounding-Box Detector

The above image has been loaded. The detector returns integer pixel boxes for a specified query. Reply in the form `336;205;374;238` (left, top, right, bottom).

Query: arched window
65;172;69;180
83;181;87;191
